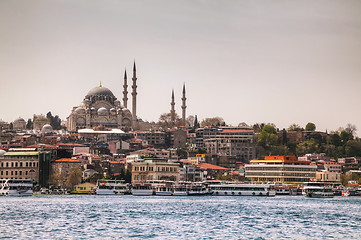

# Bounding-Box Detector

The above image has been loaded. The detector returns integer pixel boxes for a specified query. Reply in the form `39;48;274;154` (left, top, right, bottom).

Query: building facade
131;158;179;183
245;156;317;183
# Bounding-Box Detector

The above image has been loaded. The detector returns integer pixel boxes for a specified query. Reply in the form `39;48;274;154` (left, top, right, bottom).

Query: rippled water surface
1;195;361;239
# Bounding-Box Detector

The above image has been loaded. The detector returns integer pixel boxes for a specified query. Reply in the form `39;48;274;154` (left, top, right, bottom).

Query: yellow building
72;182;97;194
132;158;179;183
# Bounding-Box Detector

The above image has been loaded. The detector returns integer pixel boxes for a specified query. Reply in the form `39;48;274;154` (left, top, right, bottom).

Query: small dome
110;108;116;112
14;117;26;123
90;107;96;111
42;124;53;132
75;107;85;114
97;107;108;115
122;108;131;113
0;150;6;157
87;86;114;97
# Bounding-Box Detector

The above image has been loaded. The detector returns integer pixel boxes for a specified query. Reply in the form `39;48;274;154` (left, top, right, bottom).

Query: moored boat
0;179;33;196
302;182;334;198
209;183;275;197
132;182;153;196
96;180;128;195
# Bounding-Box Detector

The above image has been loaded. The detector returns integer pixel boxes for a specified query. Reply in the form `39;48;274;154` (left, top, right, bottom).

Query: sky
1;0;361;134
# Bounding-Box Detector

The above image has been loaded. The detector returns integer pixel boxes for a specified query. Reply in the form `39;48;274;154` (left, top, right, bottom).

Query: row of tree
256;122;360;159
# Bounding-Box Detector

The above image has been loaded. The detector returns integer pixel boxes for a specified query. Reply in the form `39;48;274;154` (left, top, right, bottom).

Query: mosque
66;62;138;132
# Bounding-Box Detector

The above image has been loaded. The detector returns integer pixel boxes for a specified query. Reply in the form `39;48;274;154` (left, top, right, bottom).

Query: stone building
0;149;51;187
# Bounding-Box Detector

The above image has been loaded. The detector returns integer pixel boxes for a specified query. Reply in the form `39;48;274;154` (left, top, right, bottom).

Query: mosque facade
66;62;138;132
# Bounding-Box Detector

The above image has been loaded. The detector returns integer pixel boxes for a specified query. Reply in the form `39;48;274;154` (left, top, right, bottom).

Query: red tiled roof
197;163;228;170
109;161;119;164
26;144;57;148
55;158;81;163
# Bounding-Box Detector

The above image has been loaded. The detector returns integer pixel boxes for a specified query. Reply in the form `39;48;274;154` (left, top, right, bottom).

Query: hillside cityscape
1;63;360;194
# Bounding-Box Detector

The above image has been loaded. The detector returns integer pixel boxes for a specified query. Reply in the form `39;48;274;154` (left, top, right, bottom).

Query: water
1;195;360;240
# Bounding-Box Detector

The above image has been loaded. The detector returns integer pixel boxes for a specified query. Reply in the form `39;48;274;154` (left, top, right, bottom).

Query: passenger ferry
209;183;276;197
96;180;128;195
148;180;173;196
131;182;153;196
172;182;188;196
302;182;334;198
0;179;33;196
188;182;210;196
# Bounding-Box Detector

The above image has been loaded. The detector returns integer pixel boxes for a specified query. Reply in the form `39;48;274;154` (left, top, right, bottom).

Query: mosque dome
87;86;114;97
90;107;96;112
14;117;26;124
41;124;53;133
75;107;85;114
0;150;6;157
97;107;108;115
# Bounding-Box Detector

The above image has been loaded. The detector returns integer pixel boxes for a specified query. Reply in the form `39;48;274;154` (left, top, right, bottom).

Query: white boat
209;183;276;197
0;179;33;196
188;182;209;196
96;180;128;195
132;183;153;196
302;182;334;198
172;183;188;196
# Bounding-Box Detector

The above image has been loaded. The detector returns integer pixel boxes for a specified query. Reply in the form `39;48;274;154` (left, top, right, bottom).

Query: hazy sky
1;0;361;134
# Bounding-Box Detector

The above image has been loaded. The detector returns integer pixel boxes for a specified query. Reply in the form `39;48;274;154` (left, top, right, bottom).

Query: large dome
87;86;114;97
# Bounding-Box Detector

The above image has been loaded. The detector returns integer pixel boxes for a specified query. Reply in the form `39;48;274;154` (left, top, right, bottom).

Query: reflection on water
1;195;361;239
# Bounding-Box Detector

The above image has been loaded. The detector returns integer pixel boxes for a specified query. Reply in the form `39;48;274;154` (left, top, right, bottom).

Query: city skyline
1;1;361;134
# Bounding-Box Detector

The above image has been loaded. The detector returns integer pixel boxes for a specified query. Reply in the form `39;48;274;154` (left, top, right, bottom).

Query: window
20;162;22;167
19;171;22;175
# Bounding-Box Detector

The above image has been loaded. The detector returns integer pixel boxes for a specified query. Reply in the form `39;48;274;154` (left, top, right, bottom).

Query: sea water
0;195;360;239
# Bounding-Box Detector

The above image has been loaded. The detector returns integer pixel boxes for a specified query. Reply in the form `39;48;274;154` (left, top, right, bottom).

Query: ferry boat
131;182;153;196
148;180;173;196
209;183;276;197
302;182;334;198
188;182;209;196
96;180;128;195
0;179;33;196
172;182;188;196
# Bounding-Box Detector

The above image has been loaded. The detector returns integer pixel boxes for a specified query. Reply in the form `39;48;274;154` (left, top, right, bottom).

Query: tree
340;131;353;143
9;122;13;130
158;112;181;129
200;117;224;127
305;122;316;131
46;111;62;130
345;123;357;136
288;124;302;132
257;125;278;148
26;118;33;130
186;115;195;128
193;115;200;129
65;167;82;190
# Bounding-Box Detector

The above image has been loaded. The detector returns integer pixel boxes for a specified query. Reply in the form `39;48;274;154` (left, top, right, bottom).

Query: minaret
123;69;128;108
181;83;187;126
171;90;176;127
132;61;137;126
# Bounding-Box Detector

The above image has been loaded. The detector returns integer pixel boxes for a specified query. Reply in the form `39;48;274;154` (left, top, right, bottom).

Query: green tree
345;140;361;157
305;122;316;131
288;124;302;132
257;125;278;148
340;131;353;143
65;167;82;190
